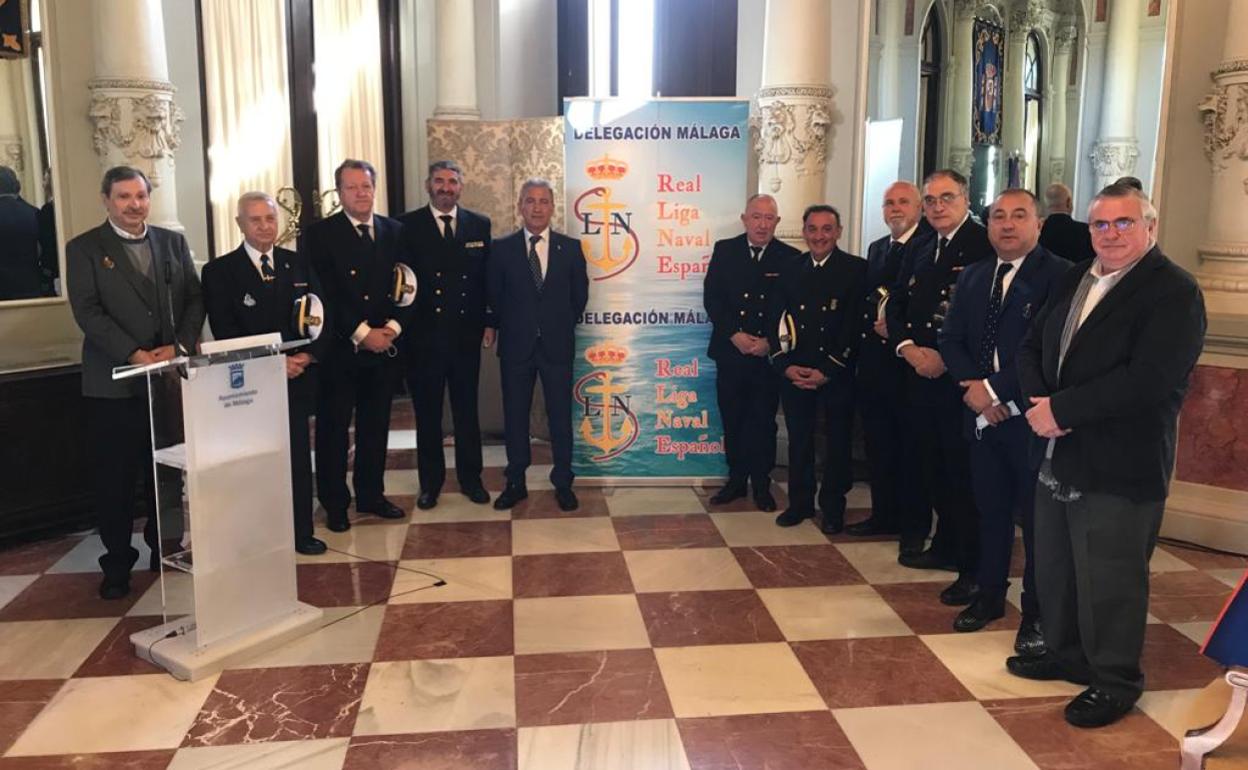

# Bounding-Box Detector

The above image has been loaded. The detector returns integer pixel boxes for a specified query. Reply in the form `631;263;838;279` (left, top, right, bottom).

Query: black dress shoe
1014;615;1046;657
940;575;979;606
326;513;351;533
494;485;528;510
555;487;579;511
360;499;406;520
953;594;1005;631
461;484;491;505
99;578;131;600
296;537;328;556
818;515;844;535
898;538;925;557
1064;687;1134;728
1006;653;1090;685
709;481;748;505
898;548;958;571
753;491;777;512
845;517;900;537
416;492;438;510
775;508;813;527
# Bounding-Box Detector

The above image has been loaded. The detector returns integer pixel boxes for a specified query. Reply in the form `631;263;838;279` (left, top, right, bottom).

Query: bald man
1039;183;1094;263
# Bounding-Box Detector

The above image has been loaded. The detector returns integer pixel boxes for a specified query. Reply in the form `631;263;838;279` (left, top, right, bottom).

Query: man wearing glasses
887;169;993;609
1009;183;1206;728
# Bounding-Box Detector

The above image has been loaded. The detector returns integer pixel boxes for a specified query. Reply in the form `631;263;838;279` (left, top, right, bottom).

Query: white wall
735;0;766;99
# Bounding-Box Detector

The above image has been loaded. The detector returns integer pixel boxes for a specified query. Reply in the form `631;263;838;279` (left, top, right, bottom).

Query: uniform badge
243;293;257;307
829;299;838;311
908;276;917;287
1023;302;1033;319
465;240;485;248
102;256;115;270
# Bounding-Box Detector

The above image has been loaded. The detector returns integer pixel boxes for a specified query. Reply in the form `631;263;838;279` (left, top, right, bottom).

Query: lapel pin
102;256;115;269
243;293;257;307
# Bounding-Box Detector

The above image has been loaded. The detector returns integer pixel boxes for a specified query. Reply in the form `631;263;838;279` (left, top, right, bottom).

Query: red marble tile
985;696;1179;770
401;521;512;559
1148;570;1234;623
514;649;673;727
385;449;418;470
74;616;166;678
612;514;726;550
1158;544;1248;571
529;443;554;465
0;572;157;621
508;489;609;519
0;679;63;755
791;637;974;708
693;484;790;514
1176;365;1248;492
874;581;1021;635
296;561;398;608
181;663;369;746
0;537;84;576
731;545;866;588
512;552;634;598
678;711;865;770
343;729;517;770
636;590;784;647
374;601;514;660
1009;536;1026;577
0;751;175;770
1141;623;1223;691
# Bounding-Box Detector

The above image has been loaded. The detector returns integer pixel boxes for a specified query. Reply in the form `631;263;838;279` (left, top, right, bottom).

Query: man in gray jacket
67;166;204;599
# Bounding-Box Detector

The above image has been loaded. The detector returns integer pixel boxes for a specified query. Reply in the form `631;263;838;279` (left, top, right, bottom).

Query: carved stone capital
1054;21;1078;53
0;134;22;174
755;87;835;179
1198;77;1248;172
1009;0;1046;32
947;147;974;177
1089;138;1139;185
952;0;980;22
87;84;185;169
1049;157;1066;184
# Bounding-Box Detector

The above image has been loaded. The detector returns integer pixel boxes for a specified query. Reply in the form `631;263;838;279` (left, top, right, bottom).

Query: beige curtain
312;0;388;215
202;0;294;256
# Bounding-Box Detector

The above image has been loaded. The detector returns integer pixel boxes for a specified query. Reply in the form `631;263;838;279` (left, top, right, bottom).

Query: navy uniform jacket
768;248;867;378
398;205;495;354
887;219;993;353
0;195;42;300
937;245;1070;433
486;229;588;364
856;233;920;385
1017;247;1206;501
300;211;410;365
703;233;801;364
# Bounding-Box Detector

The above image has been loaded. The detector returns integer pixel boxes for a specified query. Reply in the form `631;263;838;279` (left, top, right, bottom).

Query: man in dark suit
702;193;799;512
66;165;204;599
487;178;588;512
1009;184;1206;728
768;205;866;534
399;160;494;510
302;159;409;531
1039;183;1094;263
848;181;924;537
887;169;993;605
202;191;328;556
938;189;1069;650
0;165;44;301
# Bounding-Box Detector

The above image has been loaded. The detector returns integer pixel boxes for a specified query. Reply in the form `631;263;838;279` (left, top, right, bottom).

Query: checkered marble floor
0;412;1243;768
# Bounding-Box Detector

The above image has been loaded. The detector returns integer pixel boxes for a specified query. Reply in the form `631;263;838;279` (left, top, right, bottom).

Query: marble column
1046;22;1076;185
88;0;185;231
1002;6;1030;178
1089;0;1142;190
755;0;833;243
1195;0;1248;296
433;0;480;120
874;0;905;120
947;0;978;177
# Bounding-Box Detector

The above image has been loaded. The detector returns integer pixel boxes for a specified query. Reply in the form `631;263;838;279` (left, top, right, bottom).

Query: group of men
67;160;587;593
704;170;1205;729
0;165;58;300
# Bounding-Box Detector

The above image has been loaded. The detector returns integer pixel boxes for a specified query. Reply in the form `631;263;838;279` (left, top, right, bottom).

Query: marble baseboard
1163;481;1248;555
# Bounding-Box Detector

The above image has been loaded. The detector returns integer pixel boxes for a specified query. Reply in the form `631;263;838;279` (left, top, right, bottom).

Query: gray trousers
1034;474;1164;704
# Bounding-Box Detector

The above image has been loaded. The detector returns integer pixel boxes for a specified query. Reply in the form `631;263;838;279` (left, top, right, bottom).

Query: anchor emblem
575;342;639;462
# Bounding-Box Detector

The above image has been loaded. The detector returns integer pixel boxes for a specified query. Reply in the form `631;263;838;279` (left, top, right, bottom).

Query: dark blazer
1017;247;1206;501
857;233;918;366
939;245;1070;430
1040;213;1095;263
300;211;409;365
67;221;205;399
703;233;801;363
487;228;588;363
768;248;867;378
398;205;494;354
0;195;43;300
887;219;993;351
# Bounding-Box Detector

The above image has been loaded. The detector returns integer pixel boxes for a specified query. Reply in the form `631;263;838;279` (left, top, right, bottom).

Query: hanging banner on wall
0;0;30;59
973;18;1005;146
564;98;749;482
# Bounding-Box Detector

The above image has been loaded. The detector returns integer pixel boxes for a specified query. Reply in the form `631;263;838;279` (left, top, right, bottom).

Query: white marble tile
167;738;350;770
1171;620;1214;646
127;571;195;617
604;487;707;516
846;482;872;509
388;429;417;450
0;617;118;679
518;720;691;770
623;548;751;592
1136;688;1208;739
1209;569;1246;589
7;672;219;755
654;642;825;718
514;595;650;655
0;574;38;612
709;512;830;547
46;533;155;574
354;657;516;735
758;585;912;641
921;631;1083;700
237;606;384;668
835;701;1039;769
835;541;950;584
301;522;409;564
390;557;512;604
512;517;620;555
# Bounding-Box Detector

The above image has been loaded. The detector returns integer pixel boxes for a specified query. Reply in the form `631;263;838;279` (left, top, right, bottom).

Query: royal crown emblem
585;155;629;181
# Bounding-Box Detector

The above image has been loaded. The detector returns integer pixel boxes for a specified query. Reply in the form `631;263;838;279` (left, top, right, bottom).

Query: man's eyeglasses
922;192;962;206
1090;218;1140;234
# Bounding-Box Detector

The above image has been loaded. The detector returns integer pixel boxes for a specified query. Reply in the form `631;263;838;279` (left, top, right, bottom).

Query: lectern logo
575;155;640;281
229;363;245;389
575;342;638;462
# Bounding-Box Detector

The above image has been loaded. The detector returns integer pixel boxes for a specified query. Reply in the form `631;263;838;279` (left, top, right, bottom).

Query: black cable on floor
1158;536;1248;561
